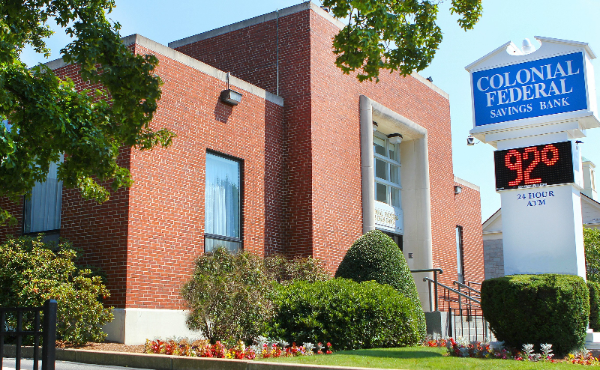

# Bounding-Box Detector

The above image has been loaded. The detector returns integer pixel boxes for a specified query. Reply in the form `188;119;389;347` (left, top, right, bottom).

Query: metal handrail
453;281;481;296
423;277;481;305
411;268;443;311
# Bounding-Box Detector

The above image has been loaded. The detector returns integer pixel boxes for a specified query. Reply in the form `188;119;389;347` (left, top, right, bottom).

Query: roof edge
44;34;284;107
168;1;345;49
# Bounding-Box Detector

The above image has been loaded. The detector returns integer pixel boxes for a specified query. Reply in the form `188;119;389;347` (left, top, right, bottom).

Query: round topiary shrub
589;281;600;332
481;274;589;356
269;278;423;350
335;230;426;339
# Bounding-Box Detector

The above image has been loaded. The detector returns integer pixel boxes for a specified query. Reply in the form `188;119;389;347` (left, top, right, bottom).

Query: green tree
0;0;174;224
0;235;113;345
322;0;483;81
585;227;600;283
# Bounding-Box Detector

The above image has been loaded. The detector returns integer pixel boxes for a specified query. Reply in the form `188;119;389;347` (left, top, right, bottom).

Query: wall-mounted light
220;89;243;106
454;185;462;194
373;121;379;132
387;133;403;145
220;72;243;106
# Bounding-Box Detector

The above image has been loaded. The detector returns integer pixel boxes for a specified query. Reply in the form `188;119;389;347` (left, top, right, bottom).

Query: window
23;160;63;236
456;226;465;284
374;134;401;207
204;152;242;253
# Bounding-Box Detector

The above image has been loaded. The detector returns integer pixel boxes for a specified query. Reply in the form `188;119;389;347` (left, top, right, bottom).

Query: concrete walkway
2;357;152;370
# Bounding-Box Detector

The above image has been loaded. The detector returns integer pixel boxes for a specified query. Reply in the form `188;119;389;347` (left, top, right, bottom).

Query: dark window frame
204;150;244;253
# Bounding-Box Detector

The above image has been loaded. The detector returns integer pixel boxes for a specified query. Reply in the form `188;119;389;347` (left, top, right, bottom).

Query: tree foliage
322;0;483;81
0;235;113;345
0;0;174;223
585;227;600;283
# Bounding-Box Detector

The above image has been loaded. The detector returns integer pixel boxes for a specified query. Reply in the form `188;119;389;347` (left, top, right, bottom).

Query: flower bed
144;338;333;360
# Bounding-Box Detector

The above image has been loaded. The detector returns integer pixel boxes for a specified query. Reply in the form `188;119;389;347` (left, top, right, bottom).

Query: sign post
467;37;599;278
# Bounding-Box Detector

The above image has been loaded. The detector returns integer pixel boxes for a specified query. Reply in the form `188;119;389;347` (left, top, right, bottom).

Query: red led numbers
494;141;574;191
505;145;555;186
505;150;523;186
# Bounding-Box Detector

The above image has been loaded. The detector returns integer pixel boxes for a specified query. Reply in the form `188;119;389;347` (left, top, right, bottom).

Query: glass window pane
391;188;401;208
390;165;400;185
205;237;242;254
205;153;241;239
375;158;388;180
24;160;63;233
388;143;399;161
374;137;386;156
376;182;388;203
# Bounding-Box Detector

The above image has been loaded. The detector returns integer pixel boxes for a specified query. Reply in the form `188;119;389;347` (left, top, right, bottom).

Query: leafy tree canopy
322;0;483;81
0;0;174;224
585;227;600;283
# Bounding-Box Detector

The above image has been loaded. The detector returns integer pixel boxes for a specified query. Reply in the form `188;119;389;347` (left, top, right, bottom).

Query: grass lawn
258;346;580;369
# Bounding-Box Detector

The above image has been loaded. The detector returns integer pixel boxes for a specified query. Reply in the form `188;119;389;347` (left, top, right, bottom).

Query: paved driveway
2;358;154;370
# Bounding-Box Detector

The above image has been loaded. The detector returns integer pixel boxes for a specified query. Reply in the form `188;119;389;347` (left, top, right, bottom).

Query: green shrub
264;254;331;284
589;281;600;332
269;278;423;350
181;247;275;343
585;228;600;283
0;236;113;345
481;274;589;356
335;230;426;339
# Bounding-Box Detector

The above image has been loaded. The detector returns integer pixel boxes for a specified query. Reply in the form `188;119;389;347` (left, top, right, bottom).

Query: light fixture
467;135;476;146
373;121;379;132
522;38;536;55
426;76;433;82
454;185;462;194
220;72;243;106
387;133;403;145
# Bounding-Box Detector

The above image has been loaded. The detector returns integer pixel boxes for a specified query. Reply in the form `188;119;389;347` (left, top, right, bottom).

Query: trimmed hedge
481;274;589;356
335;230;426;339
589;281;600;332
269;278;423;350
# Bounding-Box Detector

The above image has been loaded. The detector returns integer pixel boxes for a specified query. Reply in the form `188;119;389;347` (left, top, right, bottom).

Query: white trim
43;34;284;107
454;176;480;192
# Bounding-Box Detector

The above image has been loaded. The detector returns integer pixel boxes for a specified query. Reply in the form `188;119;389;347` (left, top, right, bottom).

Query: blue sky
21;0;600;222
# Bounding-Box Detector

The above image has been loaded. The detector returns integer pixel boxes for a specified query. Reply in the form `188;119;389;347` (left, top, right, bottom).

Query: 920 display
494;141;574;191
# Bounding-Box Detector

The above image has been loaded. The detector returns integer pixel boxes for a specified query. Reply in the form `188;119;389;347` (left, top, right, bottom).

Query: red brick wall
122;44;285;309
172;7;479;279
454;182;485;285
174;12;315;259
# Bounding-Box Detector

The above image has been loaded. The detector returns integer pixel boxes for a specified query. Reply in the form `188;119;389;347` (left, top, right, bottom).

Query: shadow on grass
336;348;444;359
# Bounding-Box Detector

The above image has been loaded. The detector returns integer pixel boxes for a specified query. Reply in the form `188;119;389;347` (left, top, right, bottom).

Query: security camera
467;135;475;146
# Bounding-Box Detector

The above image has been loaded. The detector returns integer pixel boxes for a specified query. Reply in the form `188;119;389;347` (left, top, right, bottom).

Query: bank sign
473;52;588;127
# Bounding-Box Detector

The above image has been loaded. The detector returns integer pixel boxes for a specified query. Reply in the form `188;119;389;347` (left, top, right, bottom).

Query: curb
2;345;392;370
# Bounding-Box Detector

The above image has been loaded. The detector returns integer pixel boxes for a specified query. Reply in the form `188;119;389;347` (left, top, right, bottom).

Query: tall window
456;226;465;284
23;160;63;235
374;134;401;207
204;152;242;253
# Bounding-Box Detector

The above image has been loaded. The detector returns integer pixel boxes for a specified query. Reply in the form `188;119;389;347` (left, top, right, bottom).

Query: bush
589;281;600;332
585;228;600;283
269;278;423;350
0;236;113;345
335;230;426;339
264;254;331;284
181;248;275;343
481;274;589;356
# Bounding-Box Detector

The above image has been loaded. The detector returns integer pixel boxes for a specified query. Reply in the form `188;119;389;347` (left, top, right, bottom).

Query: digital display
494;141;574;191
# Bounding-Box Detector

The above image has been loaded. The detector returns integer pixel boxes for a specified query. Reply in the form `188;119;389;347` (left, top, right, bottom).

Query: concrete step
586;329;600;349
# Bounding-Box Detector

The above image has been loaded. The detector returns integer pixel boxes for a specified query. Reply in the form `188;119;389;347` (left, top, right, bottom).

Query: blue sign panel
473;52;588;126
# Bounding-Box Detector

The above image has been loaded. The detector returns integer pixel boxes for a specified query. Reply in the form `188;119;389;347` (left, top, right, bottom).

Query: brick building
1;2;484;343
